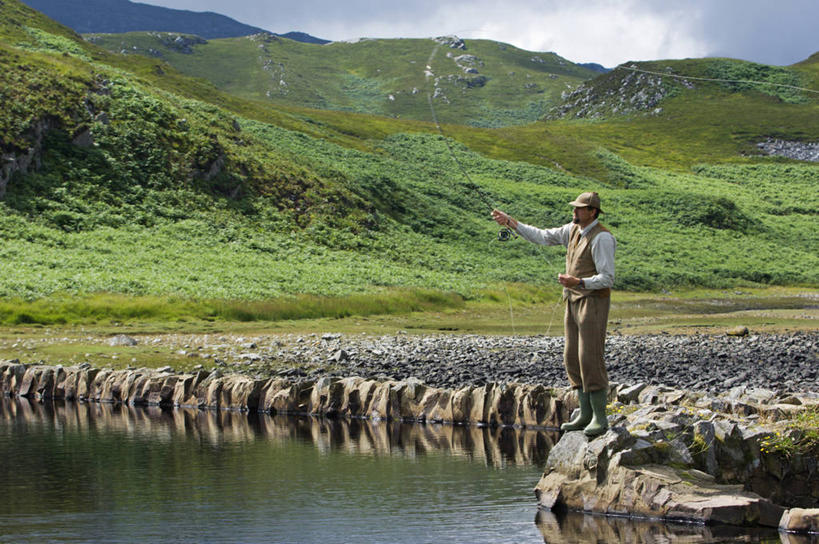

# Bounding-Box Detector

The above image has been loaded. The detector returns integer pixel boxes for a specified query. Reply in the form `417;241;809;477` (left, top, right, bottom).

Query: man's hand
558;274;582;288
492;209;517;229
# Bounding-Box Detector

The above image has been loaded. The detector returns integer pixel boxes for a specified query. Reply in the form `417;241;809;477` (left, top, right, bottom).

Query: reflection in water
0;398;798;544
0;396;558;467
1;397;554;543
535;510;787;544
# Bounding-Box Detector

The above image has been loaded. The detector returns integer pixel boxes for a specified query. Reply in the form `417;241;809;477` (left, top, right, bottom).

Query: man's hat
569;191;602;212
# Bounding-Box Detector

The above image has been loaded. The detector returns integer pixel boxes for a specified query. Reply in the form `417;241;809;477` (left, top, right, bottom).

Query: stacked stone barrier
0;362;572;428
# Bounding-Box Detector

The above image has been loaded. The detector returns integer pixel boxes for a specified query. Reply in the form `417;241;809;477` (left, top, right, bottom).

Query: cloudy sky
138;0;816;67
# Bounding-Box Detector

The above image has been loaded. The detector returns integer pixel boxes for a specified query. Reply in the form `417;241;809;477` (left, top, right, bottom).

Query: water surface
0;398;787;543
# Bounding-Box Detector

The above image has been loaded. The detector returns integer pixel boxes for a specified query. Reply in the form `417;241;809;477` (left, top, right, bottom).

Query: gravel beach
208;332;819;394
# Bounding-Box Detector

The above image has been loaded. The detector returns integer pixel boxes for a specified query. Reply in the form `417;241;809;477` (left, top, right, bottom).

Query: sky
137;0;817;67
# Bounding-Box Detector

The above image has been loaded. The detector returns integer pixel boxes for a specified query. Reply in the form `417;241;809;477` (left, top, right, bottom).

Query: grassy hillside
85;32;598;127
0;0;817;326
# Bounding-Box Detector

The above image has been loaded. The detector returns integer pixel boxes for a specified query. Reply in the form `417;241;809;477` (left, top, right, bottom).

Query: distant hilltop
577;62;611;73
19;0;330;43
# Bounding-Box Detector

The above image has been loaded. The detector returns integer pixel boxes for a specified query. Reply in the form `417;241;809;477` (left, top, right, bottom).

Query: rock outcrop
535;384;819;531
0;117;56;198
546;64;691;119
536;429;784;527
756;139;819;162
434;35;466;50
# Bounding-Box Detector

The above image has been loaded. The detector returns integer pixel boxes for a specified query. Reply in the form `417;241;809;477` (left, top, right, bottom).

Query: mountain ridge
19;0;329;43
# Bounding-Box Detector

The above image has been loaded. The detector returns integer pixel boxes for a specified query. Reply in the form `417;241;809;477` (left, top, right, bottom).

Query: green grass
0;287;814;375
84;33;598;127
0;0;818;323
759;406;819;457
0;289;465;326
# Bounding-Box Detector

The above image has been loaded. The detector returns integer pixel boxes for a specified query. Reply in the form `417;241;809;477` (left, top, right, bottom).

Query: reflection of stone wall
534;510;783;543
0;363;573;428
0;396;559;468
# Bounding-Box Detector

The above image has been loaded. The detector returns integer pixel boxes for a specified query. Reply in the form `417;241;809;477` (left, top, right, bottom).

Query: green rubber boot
560;388;591;432
584;389;609;437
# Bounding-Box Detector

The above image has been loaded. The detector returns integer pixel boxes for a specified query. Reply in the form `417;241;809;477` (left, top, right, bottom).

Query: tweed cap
569;191;602;212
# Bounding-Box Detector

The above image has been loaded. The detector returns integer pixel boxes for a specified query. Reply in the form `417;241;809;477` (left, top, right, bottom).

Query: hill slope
85;32;599;127
0;0;817;323
20;0;329;43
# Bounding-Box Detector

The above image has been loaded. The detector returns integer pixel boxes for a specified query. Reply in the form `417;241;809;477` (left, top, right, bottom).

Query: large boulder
780;508;819;534
218;375;264;411
535;429;785;527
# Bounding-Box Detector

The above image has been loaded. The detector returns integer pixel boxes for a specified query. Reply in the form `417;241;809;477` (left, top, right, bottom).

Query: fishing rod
424;39;570;336
424;43;517;243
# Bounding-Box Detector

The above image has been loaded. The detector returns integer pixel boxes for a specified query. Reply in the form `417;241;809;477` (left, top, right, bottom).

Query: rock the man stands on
492;192;616;436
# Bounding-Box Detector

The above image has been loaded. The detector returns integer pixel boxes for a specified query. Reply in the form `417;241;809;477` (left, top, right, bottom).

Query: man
492;192;615;437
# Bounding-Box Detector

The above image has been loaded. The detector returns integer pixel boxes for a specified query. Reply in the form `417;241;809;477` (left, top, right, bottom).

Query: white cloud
432;2;710;66
294;1;710;66
138;0;817;66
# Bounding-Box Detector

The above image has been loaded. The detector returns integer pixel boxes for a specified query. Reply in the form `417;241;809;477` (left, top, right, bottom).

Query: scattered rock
108;335;138;347
757;139;819;162
330;349;350;362
203;332;816;395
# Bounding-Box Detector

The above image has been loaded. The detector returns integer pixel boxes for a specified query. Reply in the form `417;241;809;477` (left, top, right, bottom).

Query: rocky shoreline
170;331;819;395
3;331;818;534
1;357;818;533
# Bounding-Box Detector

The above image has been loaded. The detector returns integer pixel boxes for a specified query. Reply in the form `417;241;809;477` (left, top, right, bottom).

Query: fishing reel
497;227;517;242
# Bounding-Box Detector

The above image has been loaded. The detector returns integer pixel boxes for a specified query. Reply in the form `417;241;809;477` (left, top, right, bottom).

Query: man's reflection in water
534;509;788;544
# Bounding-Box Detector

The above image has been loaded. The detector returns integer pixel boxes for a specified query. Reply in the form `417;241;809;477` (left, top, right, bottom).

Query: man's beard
572;217;580;224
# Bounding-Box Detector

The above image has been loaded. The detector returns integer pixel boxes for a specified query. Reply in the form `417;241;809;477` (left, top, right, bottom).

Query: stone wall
0;362;573;428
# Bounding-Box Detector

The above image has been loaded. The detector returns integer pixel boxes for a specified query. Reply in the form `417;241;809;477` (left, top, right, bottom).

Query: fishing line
426;41;524;333
424;44;507;220
617;65;819;95
425;40;569;337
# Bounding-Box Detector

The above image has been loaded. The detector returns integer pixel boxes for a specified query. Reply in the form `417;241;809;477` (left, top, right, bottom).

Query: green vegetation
0;289;464;326
0;0;817;329
759;407;819;457
84;32;598;127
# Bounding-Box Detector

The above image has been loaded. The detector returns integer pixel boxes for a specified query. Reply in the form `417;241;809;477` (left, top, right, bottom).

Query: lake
0;397;784;543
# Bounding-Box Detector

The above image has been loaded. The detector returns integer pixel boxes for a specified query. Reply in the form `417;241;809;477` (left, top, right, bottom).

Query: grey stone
546;431;589;479
330;349;349;362
617;382;647;404
108;335;138;347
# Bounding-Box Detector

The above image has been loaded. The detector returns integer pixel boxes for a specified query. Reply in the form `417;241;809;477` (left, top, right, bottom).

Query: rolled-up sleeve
515;222;572;247
585;232;616;289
